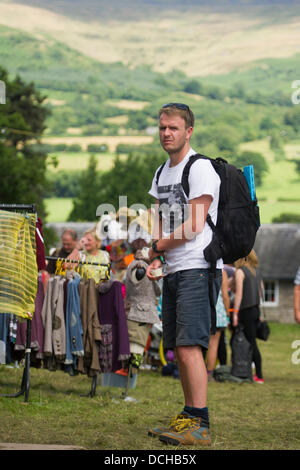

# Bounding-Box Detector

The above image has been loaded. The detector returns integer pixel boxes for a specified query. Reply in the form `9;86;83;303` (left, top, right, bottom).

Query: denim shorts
161;268;222;350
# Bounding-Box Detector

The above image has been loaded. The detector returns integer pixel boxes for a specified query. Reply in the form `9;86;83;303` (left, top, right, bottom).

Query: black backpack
230;326;253;380
155;153;260;334
156;153;260;267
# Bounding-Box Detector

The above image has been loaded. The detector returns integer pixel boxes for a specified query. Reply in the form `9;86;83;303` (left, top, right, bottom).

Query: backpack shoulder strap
182;153;218;235
181;153;209;198
155;162;166;186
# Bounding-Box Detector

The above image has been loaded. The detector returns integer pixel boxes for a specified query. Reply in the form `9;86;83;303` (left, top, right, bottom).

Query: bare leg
206;330;221;372
176;345;207;408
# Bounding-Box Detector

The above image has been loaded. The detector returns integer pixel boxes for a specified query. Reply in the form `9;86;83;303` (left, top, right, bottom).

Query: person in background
206;269;230;381
217;264;236;365
68;228;110;283
232;249;264;383
294;266;300;324
46;229;78;275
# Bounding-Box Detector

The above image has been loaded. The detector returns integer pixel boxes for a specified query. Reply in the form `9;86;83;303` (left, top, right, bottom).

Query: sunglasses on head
162;102;190;111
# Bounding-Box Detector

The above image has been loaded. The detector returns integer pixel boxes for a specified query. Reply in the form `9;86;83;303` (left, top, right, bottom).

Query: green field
44;198;74;222
47;152;117;172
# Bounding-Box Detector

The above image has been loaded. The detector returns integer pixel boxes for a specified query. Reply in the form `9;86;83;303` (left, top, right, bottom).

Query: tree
272;213;300;223
233;151;268;187
291;159;300;178
184;80;203;95
284;106;300;131
68;154;102;221
97;151;166;210
0;67;51;218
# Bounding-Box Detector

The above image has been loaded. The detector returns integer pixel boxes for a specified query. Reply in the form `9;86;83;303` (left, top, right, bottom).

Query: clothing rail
46;255;109;397
45;256;111;268
0;203;37;402
0;203;36;213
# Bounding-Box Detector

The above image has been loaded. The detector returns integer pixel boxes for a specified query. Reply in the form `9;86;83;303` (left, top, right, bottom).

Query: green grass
240;138;300;222
0;323;299;450
44;197;73;222
258;200;300;224
47;151;117;172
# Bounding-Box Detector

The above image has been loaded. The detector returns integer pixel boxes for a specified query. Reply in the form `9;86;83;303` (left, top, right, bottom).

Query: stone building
254;224;300;323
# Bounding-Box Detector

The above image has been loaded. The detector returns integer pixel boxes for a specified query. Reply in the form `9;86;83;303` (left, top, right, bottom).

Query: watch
152;239;164;254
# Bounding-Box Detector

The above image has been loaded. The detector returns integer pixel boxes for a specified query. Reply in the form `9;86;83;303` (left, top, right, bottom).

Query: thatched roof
254;224;300;280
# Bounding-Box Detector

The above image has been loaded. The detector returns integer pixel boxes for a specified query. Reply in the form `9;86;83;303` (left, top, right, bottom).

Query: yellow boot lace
170;416;201;433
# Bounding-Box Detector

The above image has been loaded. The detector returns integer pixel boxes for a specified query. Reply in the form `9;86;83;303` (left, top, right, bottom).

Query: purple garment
15;275;45;358
98;280;130;372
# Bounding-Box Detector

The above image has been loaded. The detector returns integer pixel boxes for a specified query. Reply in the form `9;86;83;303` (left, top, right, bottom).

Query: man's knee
176;345;203;363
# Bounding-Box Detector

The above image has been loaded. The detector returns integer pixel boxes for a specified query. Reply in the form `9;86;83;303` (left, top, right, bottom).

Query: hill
1;0;300;76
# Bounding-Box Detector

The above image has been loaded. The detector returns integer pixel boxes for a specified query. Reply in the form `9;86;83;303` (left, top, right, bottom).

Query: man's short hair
62;229;78;240
159;102;195;129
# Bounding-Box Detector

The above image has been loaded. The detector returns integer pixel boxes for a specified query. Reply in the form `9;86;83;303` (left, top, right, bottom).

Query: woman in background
206;269;230;381
232;249;264;383
68;229;110;283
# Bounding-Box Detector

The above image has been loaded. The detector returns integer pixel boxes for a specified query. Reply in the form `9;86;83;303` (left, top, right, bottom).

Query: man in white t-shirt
146;103;222;447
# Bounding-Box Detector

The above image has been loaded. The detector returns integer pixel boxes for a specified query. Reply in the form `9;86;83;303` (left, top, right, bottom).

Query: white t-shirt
149;148;223;274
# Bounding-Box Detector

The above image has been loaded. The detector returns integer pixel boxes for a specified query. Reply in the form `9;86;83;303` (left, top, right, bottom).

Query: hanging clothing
126;319;151;354
97;280;130;373
41;275;66;359
35;217;46;271
78;278;102;377
0;313;9;364
64;276;84;366
125;257;161;325
46;247;73;275
15;274;45;360
79;250;110;284
8;315;18;345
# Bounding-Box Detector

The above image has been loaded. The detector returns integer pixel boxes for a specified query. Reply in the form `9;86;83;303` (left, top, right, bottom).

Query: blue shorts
161;268;222;350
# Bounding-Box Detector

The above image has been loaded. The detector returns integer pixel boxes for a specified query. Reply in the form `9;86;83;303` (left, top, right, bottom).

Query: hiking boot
148;412;191;438
159;416;211;446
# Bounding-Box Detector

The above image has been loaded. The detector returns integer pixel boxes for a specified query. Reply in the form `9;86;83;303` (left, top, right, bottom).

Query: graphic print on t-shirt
157;182;188;234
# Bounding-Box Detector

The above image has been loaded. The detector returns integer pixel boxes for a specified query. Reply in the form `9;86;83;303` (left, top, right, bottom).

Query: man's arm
147;199;164;281
152;194;213;253
147;195;212;281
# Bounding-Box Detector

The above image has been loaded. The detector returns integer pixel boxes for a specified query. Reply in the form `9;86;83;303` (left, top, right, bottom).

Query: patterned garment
99;324;113;373
9;315;18;344
216;292;229;328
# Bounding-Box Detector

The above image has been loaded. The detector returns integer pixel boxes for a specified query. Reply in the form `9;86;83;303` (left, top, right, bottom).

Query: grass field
47;151;120;172
240;138;300;222
43;135;154;153
0;323;299;451
44;198;73;222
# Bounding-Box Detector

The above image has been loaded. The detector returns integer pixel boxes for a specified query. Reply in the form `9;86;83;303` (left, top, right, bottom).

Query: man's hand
146;258;164;281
